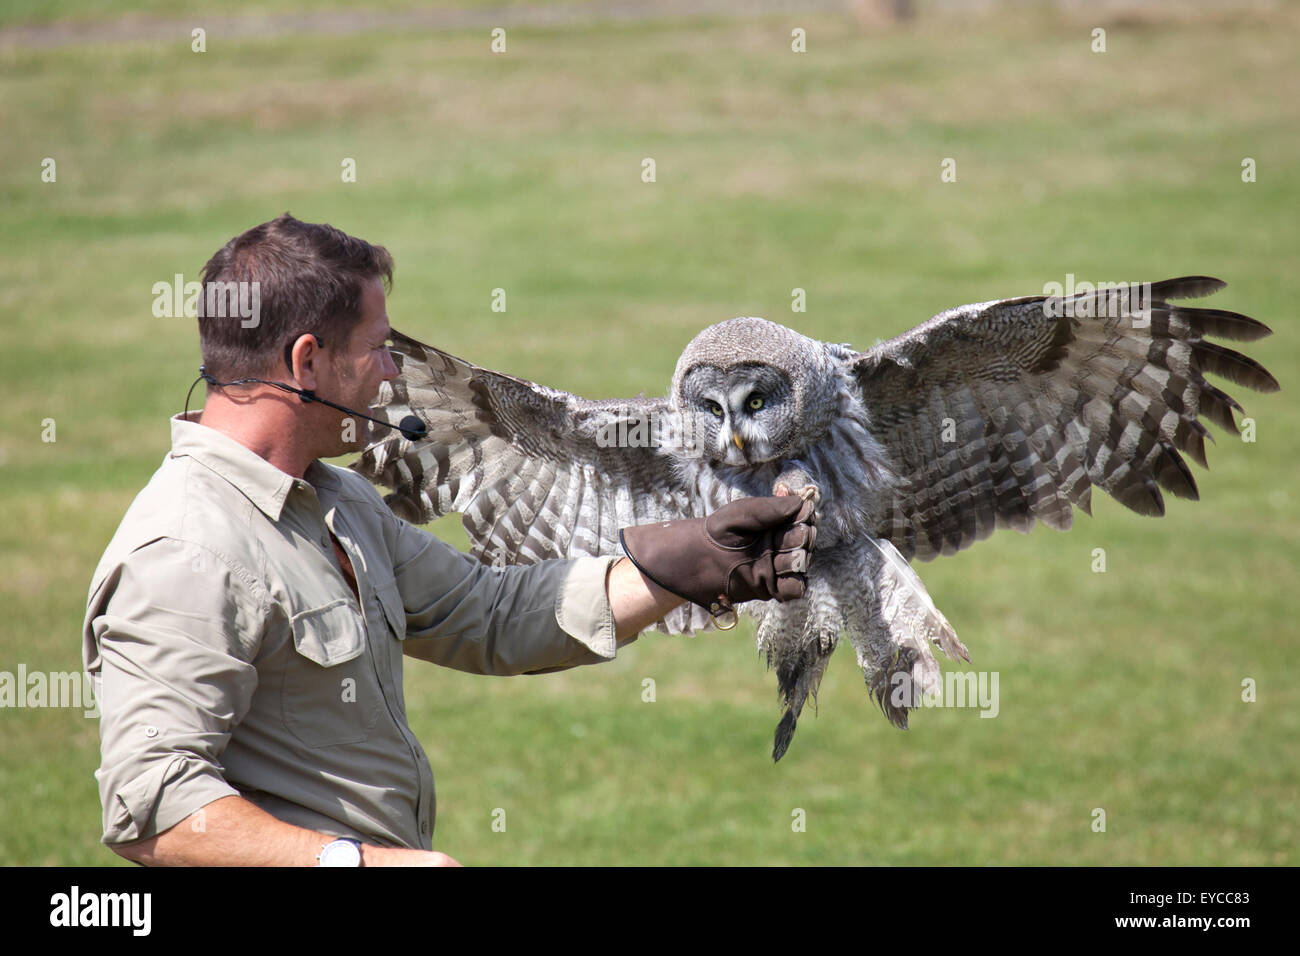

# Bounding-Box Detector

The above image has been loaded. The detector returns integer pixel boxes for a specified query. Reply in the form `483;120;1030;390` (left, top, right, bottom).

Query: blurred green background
1;0;1296;865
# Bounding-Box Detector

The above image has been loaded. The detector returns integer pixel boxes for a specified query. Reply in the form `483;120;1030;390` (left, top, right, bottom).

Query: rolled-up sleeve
388;516;621;674
85;537;264;845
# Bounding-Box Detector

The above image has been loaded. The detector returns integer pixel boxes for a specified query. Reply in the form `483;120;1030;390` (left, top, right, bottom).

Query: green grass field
1;1;1296;865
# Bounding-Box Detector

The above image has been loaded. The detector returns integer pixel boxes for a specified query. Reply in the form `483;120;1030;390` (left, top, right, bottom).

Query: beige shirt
83;414;620;849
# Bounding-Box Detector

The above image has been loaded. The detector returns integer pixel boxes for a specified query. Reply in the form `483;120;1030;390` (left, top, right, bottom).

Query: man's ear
287;333;325;389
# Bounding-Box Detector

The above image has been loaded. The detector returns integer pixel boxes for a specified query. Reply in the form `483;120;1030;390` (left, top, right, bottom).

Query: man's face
320;277;399;455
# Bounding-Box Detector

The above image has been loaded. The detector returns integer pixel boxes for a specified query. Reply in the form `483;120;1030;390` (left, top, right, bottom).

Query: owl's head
672;317;840;466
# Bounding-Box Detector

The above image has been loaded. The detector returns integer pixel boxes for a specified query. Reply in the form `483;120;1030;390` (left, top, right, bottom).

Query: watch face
319;839;362;867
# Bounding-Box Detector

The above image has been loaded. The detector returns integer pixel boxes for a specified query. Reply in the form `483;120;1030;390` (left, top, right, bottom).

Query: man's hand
361;846;462;867
618;495;817;616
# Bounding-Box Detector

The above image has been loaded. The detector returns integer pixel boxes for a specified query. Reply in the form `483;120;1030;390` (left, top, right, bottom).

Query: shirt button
144;726;158;738
420;821;429;834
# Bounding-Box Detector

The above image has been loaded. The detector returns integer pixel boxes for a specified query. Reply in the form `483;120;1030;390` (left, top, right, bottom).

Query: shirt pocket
281;599;383;748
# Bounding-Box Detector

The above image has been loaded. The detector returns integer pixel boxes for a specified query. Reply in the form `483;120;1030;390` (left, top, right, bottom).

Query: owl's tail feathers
850;537;969;730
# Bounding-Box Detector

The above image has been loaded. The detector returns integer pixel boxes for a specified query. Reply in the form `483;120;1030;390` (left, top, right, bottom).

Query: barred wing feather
352;330;710;632
854;277;1278;561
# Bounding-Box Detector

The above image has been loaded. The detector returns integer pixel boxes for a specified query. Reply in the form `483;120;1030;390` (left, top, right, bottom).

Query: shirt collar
305;457;343;509
170;412;307;522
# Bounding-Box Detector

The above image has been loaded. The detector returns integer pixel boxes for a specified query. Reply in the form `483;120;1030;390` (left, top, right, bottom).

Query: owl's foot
769;623;838;761
866;652;915;731
774;482;820;507
773;468;820;509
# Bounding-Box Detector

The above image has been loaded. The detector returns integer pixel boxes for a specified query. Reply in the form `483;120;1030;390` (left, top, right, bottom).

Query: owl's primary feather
352;277;1277;759
856;276;1277;560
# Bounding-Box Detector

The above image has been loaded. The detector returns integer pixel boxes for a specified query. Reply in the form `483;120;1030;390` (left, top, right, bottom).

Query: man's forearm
111;795;458;866
607;557;688;642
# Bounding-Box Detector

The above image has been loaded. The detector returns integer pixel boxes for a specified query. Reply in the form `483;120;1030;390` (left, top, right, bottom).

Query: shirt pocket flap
290;599;367;666
375;581;407;639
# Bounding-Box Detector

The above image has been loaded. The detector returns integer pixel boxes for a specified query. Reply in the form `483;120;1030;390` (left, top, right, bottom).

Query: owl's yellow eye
707;401;724;418
747;395;764;411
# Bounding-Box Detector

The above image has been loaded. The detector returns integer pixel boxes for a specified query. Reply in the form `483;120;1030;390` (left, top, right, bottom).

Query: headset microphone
187;368;428;442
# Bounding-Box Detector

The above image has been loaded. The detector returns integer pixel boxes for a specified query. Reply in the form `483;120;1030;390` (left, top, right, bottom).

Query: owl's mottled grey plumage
353;277;1278;759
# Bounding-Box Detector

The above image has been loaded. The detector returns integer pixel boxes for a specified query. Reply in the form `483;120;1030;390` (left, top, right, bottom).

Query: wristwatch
318;838;363;867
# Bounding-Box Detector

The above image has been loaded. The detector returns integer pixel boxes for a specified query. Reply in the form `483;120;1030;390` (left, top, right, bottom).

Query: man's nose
381;347;400;380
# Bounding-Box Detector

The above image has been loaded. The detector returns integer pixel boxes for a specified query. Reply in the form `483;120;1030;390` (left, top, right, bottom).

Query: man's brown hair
198;213;393;380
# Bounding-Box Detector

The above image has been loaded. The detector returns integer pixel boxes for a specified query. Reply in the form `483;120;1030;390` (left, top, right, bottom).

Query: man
83;214;815;866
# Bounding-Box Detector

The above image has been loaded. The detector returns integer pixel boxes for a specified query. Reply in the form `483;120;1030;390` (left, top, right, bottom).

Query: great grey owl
352;276;1277;760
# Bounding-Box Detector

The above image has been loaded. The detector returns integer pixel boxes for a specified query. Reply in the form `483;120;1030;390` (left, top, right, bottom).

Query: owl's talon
774;480;820;510
773;467;820;511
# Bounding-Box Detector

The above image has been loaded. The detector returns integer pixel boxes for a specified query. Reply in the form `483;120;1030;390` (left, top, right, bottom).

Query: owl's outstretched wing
351;330;713;631
852;277;1278;561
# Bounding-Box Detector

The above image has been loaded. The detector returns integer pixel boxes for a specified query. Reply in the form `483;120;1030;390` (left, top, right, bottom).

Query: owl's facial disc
683;365;794;466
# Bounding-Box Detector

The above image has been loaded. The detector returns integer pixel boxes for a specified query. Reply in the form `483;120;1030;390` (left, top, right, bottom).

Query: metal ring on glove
709;597;738;630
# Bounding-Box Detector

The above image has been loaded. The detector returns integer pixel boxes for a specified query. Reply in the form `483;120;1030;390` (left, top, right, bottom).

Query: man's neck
194;388;319;479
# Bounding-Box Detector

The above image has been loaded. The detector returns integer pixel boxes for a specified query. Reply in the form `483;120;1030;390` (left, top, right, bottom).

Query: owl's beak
733;433;745;452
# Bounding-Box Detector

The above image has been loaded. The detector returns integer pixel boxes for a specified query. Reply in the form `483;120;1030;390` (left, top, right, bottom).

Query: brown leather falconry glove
619;495;817;622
